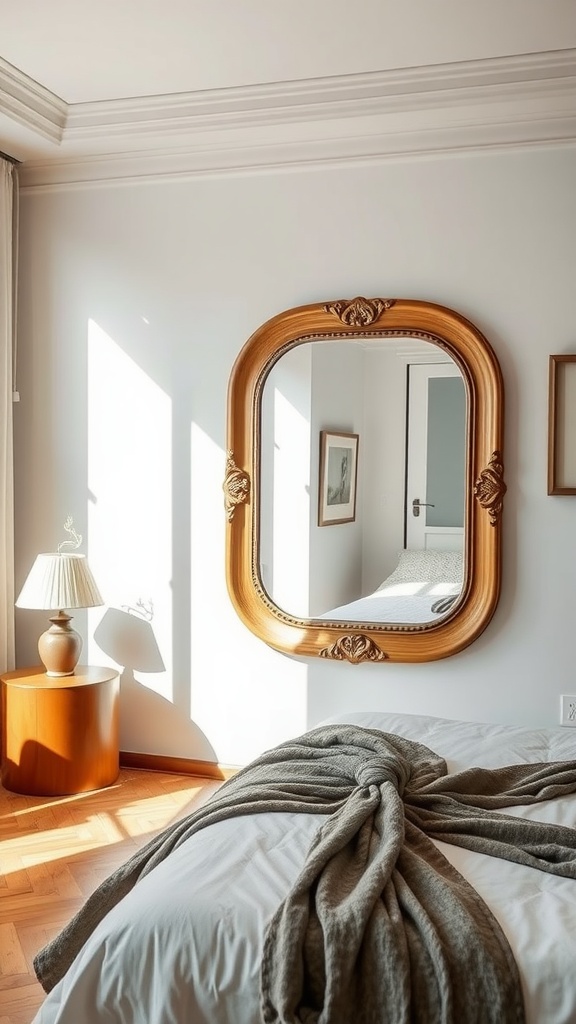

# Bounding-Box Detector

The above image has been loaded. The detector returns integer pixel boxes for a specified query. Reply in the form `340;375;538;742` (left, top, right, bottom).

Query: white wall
14;142;576;766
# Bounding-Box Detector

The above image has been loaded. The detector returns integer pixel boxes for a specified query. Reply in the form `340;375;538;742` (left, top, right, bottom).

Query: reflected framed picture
548;354;576;495
318;430;359;526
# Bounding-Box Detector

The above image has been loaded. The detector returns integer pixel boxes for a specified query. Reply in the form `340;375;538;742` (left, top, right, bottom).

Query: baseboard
119;750;238;780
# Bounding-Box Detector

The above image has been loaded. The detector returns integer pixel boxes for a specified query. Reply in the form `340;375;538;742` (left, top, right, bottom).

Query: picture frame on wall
318;430;359;526
548;354;576;495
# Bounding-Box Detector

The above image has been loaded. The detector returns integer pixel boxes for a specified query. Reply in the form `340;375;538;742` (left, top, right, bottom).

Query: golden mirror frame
224;297;506;664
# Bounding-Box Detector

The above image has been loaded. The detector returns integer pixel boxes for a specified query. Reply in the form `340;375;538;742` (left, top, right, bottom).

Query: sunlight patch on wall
189;424;234;740
189;423;309;764
190;423;228;646
86;319;173;700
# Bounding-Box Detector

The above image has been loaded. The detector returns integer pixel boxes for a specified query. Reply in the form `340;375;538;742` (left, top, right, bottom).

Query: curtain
0;157;17;672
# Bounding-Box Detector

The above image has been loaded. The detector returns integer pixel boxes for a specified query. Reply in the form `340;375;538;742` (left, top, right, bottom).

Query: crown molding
0;56;66;143
11;48;576;191
20;126;576;194
64;47;576;137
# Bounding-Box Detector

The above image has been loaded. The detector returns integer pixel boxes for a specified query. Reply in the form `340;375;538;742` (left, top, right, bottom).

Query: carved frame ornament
474;451;507;526
319;634;388;663
223;451;250;523
225;297;505;663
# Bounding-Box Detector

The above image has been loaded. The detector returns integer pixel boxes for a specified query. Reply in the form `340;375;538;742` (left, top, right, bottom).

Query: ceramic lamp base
38;612;83;676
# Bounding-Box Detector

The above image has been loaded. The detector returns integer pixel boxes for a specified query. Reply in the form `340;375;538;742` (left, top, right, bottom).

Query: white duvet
34;711;576;1024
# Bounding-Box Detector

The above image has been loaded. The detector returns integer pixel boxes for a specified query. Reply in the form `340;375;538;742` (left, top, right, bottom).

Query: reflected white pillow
377;549;463;589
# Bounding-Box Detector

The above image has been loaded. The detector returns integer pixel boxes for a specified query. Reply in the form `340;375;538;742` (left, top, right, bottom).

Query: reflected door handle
412;498;435;518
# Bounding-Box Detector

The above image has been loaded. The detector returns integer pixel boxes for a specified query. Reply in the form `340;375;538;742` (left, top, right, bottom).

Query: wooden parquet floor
0;769;220;1024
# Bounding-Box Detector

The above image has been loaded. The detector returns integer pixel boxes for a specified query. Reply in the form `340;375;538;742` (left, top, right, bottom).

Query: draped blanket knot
34;724;576;1024
355;752;411;792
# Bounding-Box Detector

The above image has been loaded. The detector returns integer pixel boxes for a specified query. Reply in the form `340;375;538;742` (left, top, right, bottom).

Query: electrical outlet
560;695;576;727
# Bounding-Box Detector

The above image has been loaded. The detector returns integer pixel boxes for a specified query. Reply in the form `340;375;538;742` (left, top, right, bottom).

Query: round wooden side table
0;665;120;796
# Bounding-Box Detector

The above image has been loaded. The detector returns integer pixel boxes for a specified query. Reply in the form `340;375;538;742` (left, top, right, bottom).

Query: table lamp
16;519;104;677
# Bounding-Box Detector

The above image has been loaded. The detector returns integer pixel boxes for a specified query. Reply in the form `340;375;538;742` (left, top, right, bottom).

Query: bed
32;709;576;1024
316;549;464;623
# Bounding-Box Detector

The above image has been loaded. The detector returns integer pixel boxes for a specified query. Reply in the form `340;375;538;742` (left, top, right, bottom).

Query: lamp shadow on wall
94;607;217;761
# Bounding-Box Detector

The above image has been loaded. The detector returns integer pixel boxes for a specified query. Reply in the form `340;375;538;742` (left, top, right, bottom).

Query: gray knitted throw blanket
34;724;576;1023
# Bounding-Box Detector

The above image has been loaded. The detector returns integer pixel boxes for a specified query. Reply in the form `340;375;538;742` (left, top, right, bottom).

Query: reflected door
405;362;466;551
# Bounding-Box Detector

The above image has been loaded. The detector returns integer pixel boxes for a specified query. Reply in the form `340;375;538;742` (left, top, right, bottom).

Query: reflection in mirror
260;338;466;625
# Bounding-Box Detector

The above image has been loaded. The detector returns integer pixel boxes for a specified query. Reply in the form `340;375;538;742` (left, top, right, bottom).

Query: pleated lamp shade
16;553;104;677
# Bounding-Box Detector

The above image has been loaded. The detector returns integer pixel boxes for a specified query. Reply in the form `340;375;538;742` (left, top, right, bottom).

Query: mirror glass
259;337;466;625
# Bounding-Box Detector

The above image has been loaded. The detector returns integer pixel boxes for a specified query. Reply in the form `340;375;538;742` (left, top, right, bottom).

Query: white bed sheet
34;711;576;1024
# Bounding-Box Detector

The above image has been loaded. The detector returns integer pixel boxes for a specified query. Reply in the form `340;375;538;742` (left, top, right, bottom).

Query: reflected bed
317;548;463;624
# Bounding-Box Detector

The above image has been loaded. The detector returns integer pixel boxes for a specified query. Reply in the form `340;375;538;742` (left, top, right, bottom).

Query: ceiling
1;0;575;171
4;0;576;104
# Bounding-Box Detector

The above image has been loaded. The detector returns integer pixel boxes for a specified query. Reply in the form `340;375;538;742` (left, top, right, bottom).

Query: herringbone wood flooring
0;769;220;1024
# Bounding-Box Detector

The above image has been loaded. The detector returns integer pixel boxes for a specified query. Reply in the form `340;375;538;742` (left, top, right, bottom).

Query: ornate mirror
224;297;505;663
